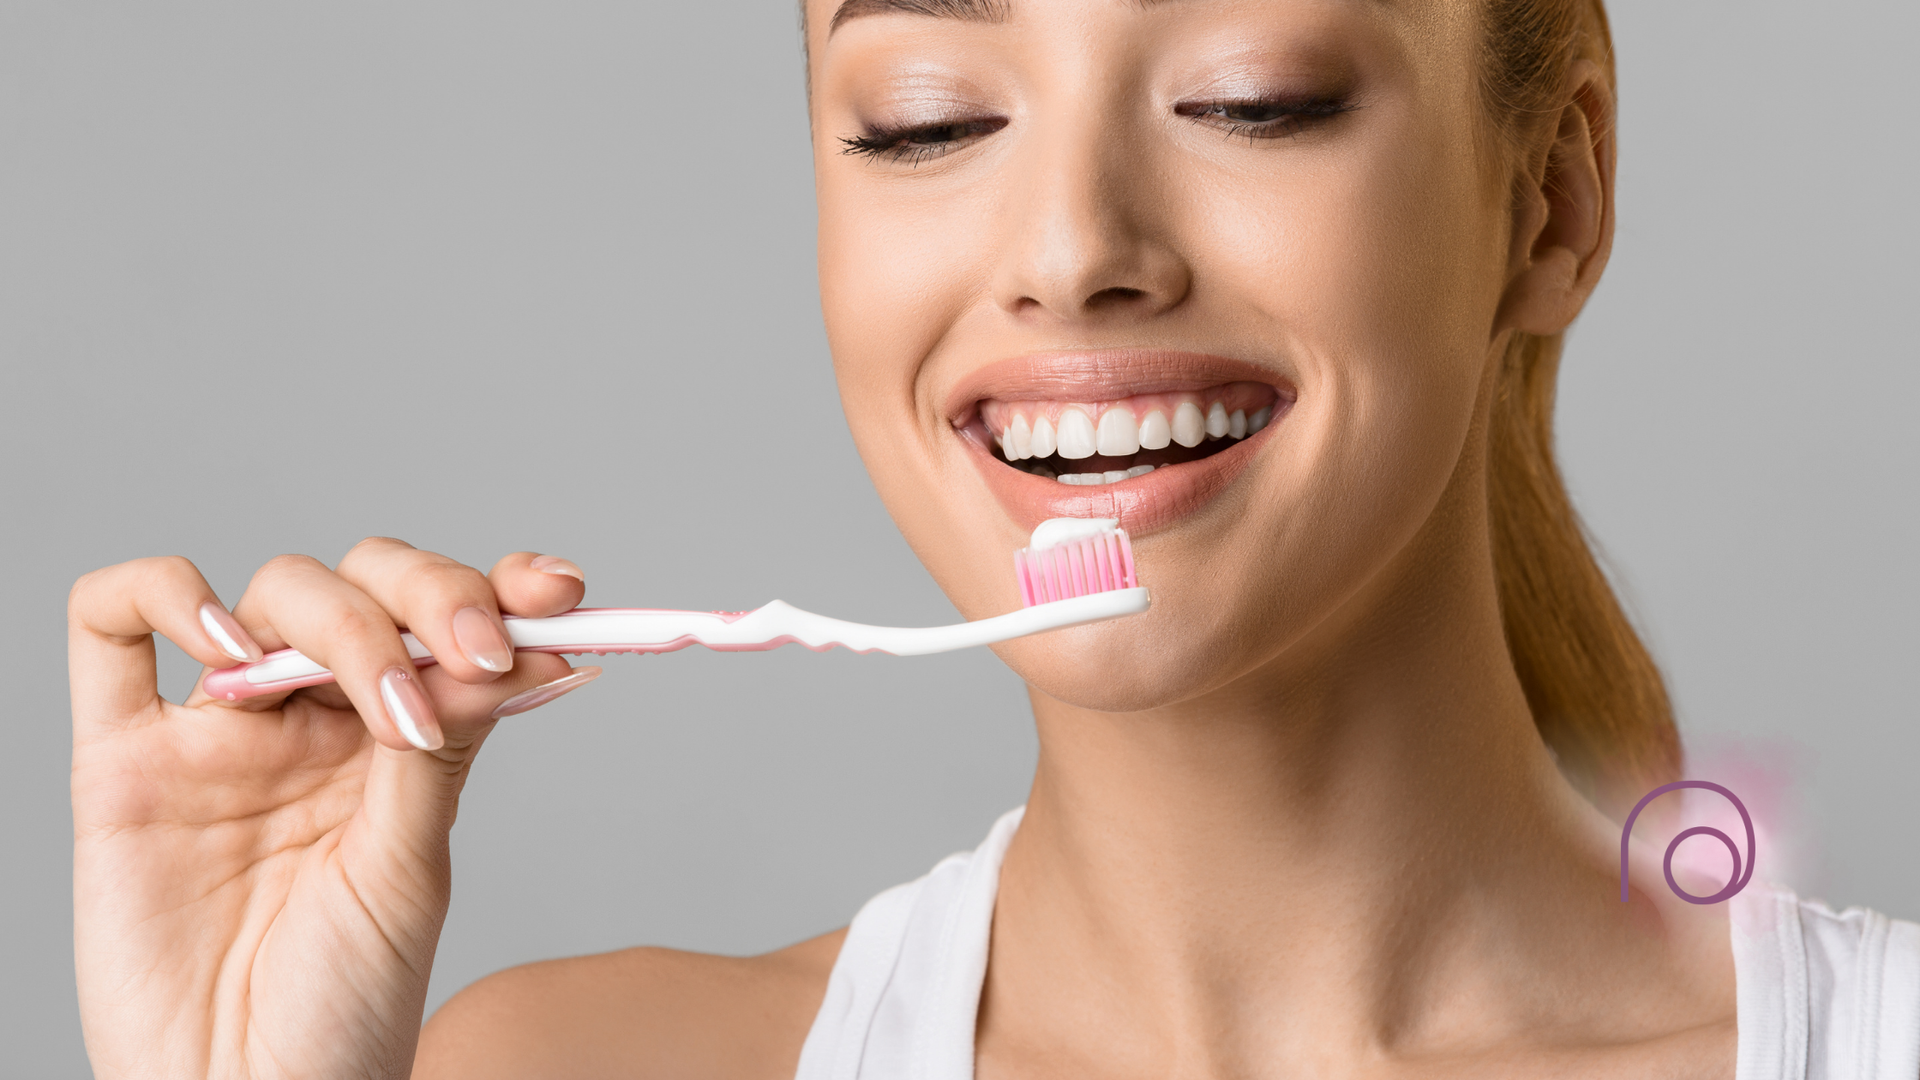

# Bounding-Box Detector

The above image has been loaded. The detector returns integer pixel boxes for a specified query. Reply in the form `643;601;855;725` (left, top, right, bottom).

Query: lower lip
961;419;1278;536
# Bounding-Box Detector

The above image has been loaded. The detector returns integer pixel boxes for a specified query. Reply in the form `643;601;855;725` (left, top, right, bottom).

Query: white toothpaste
1027;517;1120;552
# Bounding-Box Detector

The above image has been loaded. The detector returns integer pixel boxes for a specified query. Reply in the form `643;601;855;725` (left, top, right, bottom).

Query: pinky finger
490;666;603;719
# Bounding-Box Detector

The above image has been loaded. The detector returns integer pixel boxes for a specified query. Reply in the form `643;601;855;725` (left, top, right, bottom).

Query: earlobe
1495;60;1615;338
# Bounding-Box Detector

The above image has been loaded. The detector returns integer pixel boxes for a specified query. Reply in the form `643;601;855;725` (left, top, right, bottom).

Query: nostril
1085;286;1147;310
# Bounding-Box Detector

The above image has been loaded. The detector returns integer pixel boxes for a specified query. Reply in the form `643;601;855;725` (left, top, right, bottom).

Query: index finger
68;557;265;735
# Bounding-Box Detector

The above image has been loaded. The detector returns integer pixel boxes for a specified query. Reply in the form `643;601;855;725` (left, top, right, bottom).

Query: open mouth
963;381;1283;486
945;350;1295;534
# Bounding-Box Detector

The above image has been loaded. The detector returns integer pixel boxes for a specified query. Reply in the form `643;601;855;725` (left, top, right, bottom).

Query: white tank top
793;807;1920;1080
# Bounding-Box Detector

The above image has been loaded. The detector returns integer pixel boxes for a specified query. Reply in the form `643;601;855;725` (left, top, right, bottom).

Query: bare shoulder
412;927;847;1080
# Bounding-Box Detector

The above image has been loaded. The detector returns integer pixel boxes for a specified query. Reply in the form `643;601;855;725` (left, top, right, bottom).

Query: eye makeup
839;88;1353;166
1171;91;1357;143
840;114;1010;164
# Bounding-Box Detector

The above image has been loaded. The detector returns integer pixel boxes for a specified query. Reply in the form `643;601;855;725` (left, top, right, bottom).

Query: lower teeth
1056;465;1154;486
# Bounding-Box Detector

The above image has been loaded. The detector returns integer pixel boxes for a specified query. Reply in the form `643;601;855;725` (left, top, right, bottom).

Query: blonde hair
1481;0;1682;814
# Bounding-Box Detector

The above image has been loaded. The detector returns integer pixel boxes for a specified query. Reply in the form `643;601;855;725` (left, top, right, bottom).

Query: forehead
815;0;1413;32
806;0;1437;52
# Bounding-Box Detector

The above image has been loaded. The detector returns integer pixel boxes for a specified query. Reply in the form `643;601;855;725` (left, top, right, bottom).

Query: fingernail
452;606;514;673
491;666;602;719
380;667;443;750
530;555;585;582
198;602;263;663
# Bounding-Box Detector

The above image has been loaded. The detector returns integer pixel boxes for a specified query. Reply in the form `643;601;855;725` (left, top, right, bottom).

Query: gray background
2;1;1913;1074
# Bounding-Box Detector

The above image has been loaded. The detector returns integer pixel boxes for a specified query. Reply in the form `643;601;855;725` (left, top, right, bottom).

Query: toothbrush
201;518;1148;702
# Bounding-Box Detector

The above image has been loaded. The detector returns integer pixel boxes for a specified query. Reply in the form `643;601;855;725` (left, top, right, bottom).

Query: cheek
816;166;984;383
816;180;933;465
1199;113;1505;402
819;177;960;475
817;165;1020;612
1200;103;1504;517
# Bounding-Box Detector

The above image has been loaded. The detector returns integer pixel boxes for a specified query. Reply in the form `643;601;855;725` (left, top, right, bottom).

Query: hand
69;539;599;1079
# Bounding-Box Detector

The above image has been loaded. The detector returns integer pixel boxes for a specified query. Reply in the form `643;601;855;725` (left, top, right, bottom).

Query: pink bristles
1014;528;1138;607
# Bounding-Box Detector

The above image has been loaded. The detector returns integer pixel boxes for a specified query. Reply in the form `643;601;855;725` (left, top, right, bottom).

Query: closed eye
840;116;1010;165
1174;96;1355;142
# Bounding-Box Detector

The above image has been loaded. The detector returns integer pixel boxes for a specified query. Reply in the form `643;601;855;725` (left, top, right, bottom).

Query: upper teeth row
998;401;1272;461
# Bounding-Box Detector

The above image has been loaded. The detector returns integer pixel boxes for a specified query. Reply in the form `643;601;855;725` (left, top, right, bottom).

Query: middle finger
334;537;515;685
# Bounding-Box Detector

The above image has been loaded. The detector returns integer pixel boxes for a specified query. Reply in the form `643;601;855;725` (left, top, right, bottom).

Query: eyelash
839;118;1011;165
839;95;1352;165
1174;95;1354;143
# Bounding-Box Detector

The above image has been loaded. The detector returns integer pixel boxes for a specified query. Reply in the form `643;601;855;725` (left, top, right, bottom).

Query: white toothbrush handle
200;589;1150;701
693;589;1149;656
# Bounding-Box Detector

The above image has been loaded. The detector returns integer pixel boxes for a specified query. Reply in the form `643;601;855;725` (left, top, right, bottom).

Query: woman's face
807;0;1518;711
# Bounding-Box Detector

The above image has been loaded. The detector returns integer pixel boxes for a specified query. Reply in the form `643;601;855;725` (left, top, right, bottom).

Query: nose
990;113;1192;325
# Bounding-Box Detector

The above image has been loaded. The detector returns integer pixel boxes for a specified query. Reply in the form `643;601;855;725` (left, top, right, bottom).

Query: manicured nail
198;602;263;663
491;666;602;719
379;667;443;750
452;606;514;673
529;555;585;582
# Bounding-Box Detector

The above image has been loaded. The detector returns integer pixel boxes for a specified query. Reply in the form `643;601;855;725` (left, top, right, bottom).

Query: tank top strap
1732;882;1920;1080
793;807;1024;1080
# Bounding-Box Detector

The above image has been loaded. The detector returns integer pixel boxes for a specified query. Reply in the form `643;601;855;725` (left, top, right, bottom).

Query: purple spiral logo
1618;780;1755;905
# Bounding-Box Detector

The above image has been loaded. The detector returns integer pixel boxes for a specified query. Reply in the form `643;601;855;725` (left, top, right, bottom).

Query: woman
67;0;1918;1077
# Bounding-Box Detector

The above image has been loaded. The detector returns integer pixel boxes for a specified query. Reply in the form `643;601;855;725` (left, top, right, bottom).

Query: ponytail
1481;0;1682;813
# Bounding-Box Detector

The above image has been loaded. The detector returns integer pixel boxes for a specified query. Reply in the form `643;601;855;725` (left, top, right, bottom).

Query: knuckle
144;555;201;594
149;554;198;578
69;555;197;611
411;558;490;602
343;536;414;562
336;536;422;581
255;553;323;586
67;567;105;609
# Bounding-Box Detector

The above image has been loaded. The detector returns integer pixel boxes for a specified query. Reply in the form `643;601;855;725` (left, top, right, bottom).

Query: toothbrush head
1015;518;1138;607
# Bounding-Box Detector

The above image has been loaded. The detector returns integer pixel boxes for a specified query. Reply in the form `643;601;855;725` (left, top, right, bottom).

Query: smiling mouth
965;381;1282;485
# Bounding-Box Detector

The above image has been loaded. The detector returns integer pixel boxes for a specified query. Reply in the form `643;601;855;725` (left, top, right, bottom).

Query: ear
1495;59;1616;337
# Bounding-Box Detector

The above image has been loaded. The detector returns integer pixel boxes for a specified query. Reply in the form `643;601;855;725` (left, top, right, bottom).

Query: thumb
341;654;584;914
341;733;493;944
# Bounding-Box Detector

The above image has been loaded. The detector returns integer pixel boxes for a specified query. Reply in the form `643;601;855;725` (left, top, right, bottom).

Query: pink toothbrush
202;518;1147;702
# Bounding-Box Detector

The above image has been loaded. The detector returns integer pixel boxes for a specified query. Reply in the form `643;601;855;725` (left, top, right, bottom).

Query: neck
980;447;1731;1073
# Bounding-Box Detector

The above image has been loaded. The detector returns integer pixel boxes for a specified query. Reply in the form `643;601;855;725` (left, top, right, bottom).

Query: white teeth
1171;401;1205;447
1138;410;1171;450
1008;413;1033;460
1055;408;1097;459
1205;401;1230;439
1002;397;1267;460
1029;414;1056;458
1096;406;1140;456
1055;465;1155;486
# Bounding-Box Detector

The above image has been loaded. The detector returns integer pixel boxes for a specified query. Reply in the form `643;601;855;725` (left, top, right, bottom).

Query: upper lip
943;349;1297;425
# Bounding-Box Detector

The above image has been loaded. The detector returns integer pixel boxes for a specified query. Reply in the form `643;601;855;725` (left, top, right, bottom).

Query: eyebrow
828;0;1013;35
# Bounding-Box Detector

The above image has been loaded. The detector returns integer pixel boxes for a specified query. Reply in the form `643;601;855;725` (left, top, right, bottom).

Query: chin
990;619;1246;714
